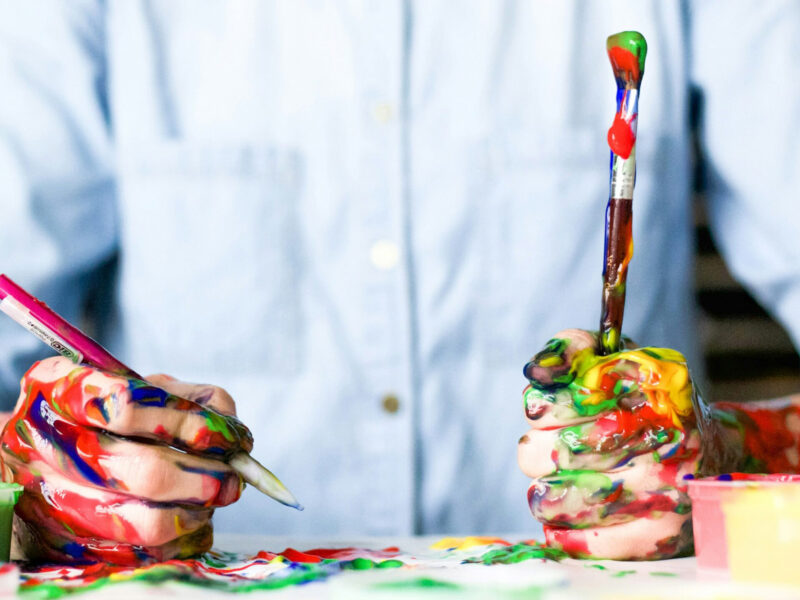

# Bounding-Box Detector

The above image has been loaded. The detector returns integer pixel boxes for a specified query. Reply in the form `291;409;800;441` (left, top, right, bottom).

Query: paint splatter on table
9;535;798;599
15;537;561;597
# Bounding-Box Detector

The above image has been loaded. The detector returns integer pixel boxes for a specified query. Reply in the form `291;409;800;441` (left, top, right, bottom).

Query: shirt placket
353;0;414;535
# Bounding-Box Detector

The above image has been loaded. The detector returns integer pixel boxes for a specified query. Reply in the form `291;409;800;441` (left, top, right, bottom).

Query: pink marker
0;274;303;511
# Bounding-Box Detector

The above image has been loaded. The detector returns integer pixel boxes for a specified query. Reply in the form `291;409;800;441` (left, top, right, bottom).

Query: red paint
305;546;401;560
544;526;590;557
611;493;680;517
607;113;635;159
604;484;623;504
607;47;640;82
715;401;800;473
279;548;322;563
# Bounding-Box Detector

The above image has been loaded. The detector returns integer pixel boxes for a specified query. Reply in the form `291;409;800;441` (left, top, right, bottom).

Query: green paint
466;542;568;565
601;329;620;357
612;570;636;578
559;426;586;452
341;557;404;571
606;31;648;74
535;338;568;367
0;482;22;562
540;470;616;503
650;571;677;577
347;557;376;570
585;563;607;570
15;419;34;447
374;578;461;591
377;559;405;569
203;410;236;442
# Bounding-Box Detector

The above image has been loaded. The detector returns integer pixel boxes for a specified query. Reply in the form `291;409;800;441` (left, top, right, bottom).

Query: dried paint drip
17;539;567;597
599;31;647;356
519;330;702;560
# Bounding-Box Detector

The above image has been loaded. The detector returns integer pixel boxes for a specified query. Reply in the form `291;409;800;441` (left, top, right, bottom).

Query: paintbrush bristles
606;31;647;89
229;452;304;511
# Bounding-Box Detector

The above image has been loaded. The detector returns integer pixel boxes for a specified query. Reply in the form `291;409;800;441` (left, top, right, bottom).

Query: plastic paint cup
687;474;800;584
723;482;800;586
0;483;22;562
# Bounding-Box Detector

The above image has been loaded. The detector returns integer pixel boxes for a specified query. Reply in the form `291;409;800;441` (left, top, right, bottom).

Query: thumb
524;329;597;387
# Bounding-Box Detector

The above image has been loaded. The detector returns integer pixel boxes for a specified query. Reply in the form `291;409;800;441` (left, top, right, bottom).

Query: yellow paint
174;514;187;536
111;514;125;538
430;536;509;551
723;484;800;587
571;346;693;428
537;355;564;367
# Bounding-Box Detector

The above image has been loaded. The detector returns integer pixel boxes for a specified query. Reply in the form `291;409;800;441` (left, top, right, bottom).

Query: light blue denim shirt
1;1;799;536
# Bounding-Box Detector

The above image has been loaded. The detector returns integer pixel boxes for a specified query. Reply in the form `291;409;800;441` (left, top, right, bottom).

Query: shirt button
370;240;400;270
381;394;400;414
372;102;394;123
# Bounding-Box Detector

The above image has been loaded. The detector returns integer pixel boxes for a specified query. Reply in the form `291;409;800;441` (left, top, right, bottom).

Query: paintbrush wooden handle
599;32;647;355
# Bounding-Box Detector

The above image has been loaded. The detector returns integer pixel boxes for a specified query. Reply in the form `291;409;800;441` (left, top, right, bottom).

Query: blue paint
130;384;170;407
63;541;87;559
175;462;228;483
89;397;110;423
29;393;107;488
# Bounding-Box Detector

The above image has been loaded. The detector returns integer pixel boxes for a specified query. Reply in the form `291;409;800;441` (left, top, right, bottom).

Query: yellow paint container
722;480;800;586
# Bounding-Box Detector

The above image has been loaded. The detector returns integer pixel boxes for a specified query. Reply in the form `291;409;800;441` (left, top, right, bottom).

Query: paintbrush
599;31;648;355
0;274;303;511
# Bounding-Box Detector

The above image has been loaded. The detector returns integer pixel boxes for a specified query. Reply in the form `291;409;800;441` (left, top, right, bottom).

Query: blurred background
692;92;800;401
695;199;800;401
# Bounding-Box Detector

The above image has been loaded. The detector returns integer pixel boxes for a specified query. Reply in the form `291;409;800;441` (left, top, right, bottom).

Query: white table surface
16;535;800;600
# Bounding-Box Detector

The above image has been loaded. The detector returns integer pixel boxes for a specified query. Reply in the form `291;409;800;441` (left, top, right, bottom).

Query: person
0;1;799;561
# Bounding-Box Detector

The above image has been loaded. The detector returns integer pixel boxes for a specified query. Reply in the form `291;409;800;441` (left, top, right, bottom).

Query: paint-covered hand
0;357;251;565
517;329;702;560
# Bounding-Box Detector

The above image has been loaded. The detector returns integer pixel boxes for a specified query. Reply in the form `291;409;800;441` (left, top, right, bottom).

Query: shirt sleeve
0;0;117;409
689;0;800;350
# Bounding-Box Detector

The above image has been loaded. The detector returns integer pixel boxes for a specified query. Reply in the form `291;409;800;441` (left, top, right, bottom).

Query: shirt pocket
115;141;305;378
473;128;613;366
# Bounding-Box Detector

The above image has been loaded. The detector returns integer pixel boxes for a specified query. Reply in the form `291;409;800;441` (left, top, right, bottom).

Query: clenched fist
0;357;252;565
517;329;702;560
